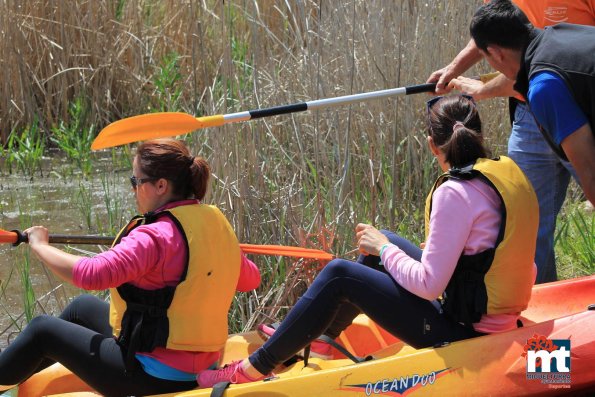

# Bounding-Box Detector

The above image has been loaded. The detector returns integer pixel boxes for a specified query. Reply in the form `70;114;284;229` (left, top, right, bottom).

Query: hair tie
453;121;466;132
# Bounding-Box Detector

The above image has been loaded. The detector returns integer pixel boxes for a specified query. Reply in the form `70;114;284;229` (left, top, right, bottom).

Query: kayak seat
338;314;401;357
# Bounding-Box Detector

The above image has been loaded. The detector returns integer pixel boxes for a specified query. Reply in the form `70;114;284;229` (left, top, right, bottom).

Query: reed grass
0;264;20;334
14;209;37;326
76;181;94;231
50;96;96;175
150;52;184;112
0;0;592;338
16;251;36;324
0;123;45;176
98;171;136;235
556;201;595;278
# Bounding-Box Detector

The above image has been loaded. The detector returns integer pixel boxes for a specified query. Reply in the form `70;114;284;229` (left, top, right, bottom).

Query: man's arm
426;39;483;94
527;72;591;200
561;123;595;205
448;73;523;101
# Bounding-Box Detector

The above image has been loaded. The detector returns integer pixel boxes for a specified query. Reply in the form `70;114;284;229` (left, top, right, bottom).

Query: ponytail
442;126;487;168
188;156;210;200
427;95;489;168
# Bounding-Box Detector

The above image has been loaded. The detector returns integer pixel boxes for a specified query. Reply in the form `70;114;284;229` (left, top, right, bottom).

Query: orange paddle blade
0;229;18;244
239;244;333;260
91;113;225;150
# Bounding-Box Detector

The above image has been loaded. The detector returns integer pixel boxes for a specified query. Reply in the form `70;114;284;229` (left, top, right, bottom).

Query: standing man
427;0;594;283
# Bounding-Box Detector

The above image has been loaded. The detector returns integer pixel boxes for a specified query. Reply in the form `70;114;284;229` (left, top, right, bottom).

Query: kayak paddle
0;228;333;260
91;73;499;150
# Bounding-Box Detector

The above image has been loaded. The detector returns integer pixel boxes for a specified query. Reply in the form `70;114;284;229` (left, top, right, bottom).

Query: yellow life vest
424;156;538;325
109;203;241;355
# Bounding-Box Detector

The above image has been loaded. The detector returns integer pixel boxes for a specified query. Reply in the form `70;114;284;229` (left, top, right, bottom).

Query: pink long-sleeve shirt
73;200;261;372
380;178;536;334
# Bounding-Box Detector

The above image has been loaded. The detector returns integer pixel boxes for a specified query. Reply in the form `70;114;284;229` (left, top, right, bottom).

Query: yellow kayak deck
16;275;595;396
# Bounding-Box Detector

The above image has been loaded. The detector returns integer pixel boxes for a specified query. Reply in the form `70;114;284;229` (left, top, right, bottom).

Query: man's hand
448;76;489;100
427;39;483;94
427;66;458;95
450;73;522;101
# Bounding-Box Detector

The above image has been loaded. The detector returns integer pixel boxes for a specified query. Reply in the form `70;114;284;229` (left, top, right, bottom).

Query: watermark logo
523;334;571;389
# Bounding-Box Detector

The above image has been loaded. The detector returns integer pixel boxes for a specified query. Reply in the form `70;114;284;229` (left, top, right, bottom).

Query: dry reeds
1;1;517;331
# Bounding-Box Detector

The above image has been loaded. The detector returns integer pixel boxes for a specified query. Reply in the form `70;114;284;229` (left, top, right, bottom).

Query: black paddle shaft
11;229;114;247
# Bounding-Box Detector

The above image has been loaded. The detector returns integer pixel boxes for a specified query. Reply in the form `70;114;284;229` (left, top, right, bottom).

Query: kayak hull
16;275;595;396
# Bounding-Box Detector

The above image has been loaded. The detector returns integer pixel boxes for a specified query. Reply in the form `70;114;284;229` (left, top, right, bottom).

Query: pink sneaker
257;323;333;360
197;360;264;388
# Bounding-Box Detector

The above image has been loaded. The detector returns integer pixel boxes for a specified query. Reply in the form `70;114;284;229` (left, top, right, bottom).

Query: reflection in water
0;160;135;349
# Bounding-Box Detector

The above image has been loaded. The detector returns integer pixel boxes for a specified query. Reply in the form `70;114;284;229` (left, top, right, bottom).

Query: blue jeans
508;103;578;284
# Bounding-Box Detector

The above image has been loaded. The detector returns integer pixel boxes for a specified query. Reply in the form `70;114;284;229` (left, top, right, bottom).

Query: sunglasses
426;94;475;113
129;175;158;189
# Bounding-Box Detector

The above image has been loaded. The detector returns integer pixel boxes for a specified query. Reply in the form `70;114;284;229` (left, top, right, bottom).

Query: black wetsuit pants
249;231;484;375
0;294;197;396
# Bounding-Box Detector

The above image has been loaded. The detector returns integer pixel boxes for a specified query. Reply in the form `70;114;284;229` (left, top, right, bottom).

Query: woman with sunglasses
0;138;261;396
197;95;539;388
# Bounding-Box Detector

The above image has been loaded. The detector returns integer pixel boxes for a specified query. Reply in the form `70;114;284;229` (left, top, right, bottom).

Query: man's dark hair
470;0;533;51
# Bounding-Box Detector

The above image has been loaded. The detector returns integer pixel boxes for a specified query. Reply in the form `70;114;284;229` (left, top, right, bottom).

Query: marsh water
0;152;136;349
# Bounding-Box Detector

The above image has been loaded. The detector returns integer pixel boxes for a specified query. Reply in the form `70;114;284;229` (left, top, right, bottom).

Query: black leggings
0;294;197;396
249;231;483;375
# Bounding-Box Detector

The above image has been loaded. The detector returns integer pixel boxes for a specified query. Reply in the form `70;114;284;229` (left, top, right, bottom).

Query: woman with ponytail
197;95;539;388
0;139;260;396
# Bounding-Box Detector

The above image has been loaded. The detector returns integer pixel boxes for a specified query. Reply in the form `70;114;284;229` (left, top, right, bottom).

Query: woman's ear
427;136;441;156
155;178;169;195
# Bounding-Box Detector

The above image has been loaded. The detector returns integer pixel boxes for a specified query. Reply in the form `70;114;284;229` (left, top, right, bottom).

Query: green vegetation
101;172;135;235
556;201;595;278
151;52;184;113
1;123;45;176
0;0;592;341
50;96;96;175
76;181;94;231
17;251;36;324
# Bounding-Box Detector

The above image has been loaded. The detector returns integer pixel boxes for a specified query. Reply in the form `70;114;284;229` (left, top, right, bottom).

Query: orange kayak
15;274;595;396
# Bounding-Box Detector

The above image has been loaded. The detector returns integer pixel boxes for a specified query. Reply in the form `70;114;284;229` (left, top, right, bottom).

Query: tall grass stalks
50;96;96;175
556;203;595;277
0;123;45;176
1;0;503;231
1;1;590;336
99;172;135;235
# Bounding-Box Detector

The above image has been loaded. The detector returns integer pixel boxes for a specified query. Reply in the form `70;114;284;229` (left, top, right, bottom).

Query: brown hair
427;95;489;168
136;138;210;200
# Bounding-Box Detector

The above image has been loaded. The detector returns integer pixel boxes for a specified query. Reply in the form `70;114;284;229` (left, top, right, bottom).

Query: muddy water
0;155;136;348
